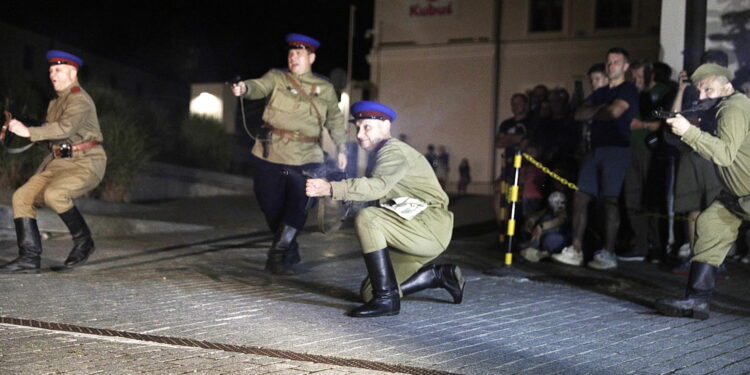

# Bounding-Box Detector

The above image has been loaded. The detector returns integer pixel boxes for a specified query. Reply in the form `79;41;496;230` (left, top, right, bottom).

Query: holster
260;124;271;158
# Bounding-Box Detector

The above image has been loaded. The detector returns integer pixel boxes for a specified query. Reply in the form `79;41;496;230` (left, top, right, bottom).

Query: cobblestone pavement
1;195;749;374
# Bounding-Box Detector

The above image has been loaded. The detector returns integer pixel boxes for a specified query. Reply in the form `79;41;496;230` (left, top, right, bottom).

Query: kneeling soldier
306;101;464;317
1;50;106;273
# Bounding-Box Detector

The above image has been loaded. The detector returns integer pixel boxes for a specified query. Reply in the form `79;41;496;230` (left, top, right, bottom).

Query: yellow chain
521;153;579;191
518;152;695;222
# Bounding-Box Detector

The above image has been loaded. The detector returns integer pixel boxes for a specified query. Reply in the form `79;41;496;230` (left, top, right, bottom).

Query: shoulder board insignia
70;86;81;93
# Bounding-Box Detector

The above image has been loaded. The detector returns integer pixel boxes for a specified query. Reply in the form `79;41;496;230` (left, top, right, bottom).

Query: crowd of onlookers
494;48;750;273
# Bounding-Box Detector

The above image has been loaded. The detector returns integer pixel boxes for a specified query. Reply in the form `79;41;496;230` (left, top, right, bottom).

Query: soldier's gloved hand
306;178;332;197
231;81;247;97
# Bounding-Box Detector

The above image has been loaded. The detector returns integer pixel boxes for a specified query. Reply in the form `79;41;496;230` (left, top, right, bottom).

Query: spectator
520;143;547;219
436;145;450;189
457;158;471;195
579;63;611;158
528;84;552;139
551;47;639;270
618;60;671;263
425;144;438;170
520;191;571;263
494;93;530;234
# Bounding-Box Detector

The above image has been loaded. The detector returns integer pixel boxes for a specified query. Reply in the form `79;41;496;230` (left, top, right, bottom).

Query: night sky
1;1;374;84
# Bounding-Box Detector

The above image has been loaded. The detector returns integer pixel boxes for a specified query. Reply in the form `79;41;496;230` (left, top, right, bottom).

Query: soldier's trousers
13;164;100;218
355;206;446;302
692;199;746;266
252;156;322;232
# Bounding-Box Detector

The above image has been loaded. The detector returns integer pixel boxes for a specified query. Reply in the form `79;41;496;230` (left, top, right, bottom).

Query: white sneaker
588;249;618;270
520;247;550;263
677;243;692;258
550;246;583;266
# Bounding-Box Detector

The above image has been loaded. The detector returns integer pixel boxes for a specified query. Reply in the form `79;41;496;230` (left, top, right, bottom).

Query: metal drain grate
1;316;459;375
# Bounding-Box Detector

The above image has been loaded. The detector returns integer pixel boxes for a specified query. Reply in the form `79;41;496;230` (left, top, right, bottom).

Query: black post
684;0;707;73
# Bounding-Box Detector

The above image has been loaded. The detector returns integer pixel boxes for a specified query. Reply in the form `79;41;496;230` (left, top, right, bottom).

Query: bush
91;113;153;201
177;115;234;172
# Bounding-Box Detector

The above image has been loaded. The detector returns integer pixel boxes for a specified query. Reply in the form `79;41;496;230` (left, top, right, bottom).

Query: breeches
252;156;321;232
355;207;447;301
13;164;100;218
692;200;743;266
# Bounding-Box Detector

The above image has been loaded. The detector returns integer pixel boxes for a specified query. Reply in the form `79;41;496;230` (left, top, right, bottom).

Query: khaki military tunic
12;85;106;217
243;70;347;165
330;138;454;301
680;92;750;265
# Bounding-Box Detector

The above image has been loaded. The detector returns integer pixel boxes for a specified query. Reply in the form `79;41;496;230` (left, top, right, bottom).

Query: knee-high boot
400;264;465;304
349;248;400;317
59;207;95;267
0;218;42;273
655;262;716;320
265;225;298;275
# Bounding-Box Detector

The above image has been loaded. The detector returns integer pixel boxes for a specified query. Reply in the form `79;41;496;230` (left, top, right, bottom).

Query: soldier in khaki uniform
231;33;348;275
656;63;750;319
306;101;465;318
1;50;106;273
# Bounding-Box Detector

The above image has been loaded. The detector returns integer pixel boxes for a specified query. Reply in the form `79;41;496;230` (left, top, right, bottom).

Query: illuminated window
190;92;223;120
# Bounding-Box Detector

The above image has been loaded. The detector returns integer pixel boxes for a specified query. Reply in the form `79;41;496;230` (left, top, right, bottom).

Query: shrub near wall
177;115;234;172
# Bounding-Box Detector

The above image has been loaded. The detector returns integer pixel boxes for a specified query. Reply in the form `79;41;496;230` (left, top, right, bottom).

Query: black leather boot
59;207;95;267
265;225;298;275
349;248;400;318
285;240;301;267
655;262;716;320
400;264;466;304
0;218;42;273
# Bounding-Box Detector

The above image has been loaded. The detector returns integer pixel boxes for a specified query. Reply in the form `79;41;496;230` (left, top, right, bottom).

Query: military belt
53;141;101;158
270;127;319;143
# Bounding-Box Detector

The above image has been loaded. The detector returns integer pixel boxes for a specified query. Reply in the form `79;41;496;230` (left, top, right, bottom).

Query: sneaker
550;246;583;266
741;255;750;264
677;243;692;258
588;249;618;270
520;247;550;263
616;248;646;262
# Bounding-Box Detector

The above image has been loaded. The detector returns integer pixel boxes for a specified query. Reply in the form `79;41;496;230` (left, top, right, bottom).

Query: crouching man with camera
656;63;750;319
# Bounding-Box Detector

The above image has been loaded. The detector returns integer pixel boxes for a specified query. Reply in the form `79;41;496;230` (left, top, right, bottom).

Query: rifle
650;97;721;120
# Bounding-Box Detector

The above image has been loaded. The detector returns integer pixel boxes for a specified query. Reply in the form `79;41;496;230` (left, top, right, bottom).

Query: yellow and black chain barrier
520;152;579;191
514;152;695;222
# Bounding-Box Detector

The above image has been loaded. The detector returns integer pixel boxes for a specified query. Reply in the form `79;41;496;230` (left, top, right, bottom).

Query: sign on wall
407;0;458;18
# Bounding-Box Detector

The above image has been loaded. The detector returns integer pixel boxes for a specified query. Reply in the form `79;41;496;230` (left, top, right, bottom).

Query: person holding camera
657;63;750;319
231;33;348;275
1;50;106;273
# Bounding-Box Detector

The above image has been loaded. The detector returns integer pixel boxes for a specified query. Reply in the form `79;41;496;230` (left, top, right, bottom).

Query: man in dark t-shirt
551;47;638;270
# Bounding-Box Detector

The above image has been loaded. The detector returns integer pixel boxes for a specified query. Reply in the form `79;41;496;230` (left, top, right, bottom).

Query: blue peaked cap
350;101;397;123
46;49;84;69
285;33;320;52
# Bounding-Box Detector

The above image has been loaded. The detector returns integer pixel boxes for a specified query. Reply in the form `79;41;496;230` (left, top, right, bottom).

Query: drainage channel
0;316;458;375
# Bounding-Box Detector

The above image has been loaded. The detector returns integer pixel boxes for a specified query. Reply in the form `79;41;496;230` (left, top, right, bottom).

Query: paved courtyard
1;194;749;374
